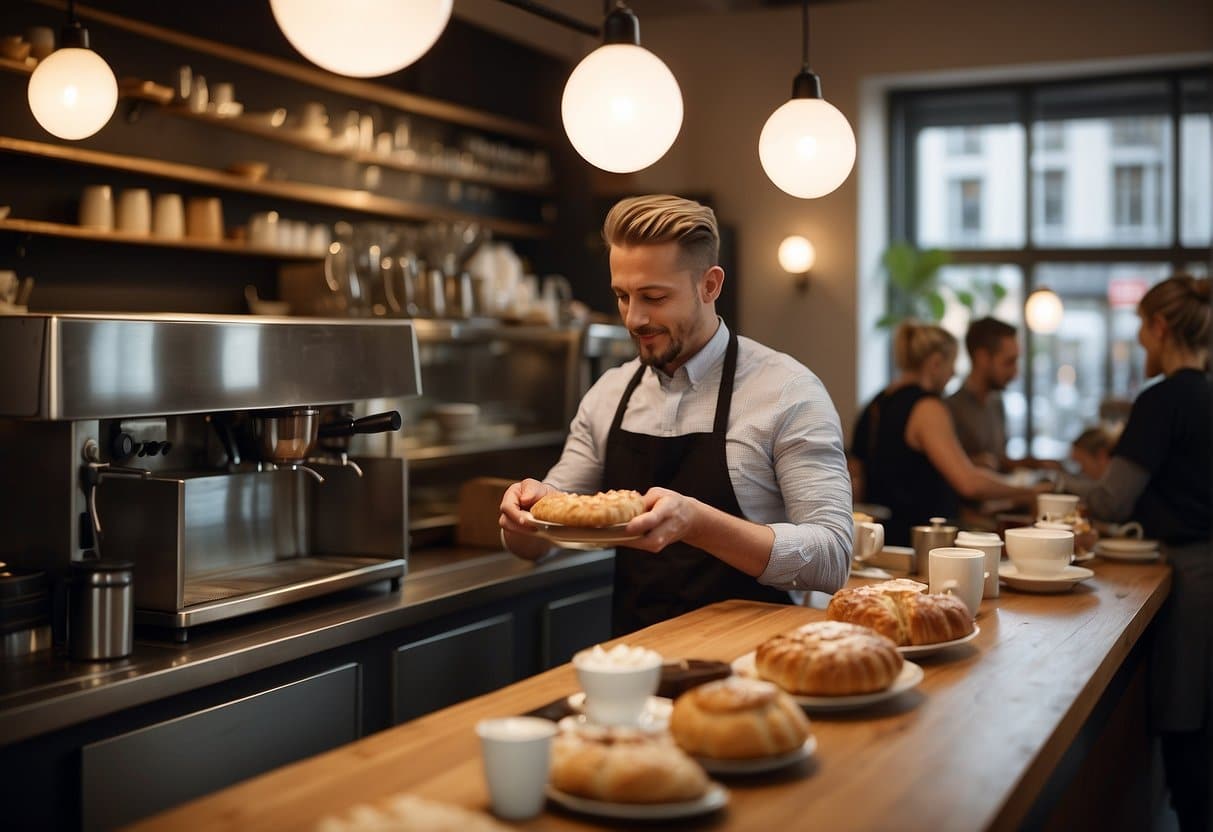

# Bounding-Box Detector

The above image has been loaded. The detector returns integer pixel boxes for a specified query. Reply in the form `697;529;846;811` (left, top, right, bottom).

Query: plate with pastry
547;723;728;819
824;578;977;656
669;677;818;774
524;489;647;546
999;563;1094;593
731;621;924;712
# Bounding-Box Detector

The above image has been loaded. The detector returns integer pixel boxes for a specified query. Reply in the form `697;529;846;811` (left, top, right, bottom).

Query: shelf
153;105;554;195
0;216;324;259
404;430;567;464
0;136;550;239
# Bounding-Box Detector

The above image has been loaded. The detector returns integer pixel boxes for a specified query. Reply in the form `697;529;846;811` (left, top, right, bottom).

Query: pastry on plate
530;489;645;527
826;578;973;646
315;793;509;832
550;723;709;803
755;620;904;696
670;676;810;759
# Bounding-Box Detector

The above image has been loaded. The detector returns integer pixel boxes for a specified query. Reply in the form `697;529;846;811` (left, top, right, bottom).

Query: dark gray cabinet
541;585;613;669
80;663;360;831
392;614;515;724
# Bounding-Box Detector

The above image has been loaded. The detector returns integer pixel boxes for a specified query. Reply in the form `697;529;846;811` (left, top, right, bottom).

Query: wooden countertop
132;561;1170;832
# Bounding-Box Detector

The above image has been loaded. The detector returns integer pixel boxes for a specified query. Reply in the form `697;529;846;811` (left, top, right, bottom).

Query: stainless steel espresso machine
0;313;420;642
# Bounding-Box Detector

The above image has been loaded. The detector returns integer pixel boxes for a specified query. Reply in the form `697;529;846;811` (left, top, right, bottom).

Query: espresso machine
0;313;420;641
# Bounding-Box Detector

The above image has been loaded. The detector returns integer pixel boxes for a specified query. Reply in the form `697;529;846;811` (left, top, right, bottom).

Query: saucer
546;782;728;820
999;563;1093;593
1094;539;1160;561
564;693;673;730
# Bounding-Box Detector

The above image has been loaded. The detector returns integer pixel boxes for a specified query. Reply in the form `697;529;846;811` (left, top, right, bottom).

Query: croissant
755;621;903;696
827;580;974;646
669;677;811;759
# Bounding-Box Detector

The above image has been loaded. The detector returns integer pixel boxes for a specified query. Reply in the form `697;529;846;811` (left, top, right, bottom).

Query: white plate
731;653;924;712
546;782;729;820
1095;539;1161;559
999;563;1094;593
895;625;980;658
694;735;817;775
565;693;673;729
1072;551;1096;564
523;513;642;547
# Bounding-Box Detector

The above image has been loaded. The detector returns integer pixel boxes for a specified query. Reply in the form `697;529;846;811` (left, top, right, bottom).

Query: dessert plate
523;513;642;547
730;653;924;712
895;625;980;658
546;782;729;820
564;693;673;729
1094;539;1160;560
999;563;1094;593
694;735;817;775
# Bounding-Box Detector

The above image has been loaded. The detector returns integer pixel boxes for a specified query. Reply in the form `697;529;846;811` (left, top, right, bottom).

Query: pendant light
270;0;452;78
27;0;117;141
561;2;683;174
1025;287;1064;334
758;0;855;198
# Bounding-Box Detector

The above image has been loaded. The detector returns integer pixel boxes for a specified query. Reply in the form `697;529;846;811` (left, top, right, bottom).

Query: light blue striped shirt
545;321;852;595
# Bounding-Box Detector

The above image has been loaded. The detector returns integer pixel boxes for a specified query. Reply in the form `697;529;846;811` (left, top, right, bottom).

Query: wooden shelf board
0;135;550;239
0;216;324;259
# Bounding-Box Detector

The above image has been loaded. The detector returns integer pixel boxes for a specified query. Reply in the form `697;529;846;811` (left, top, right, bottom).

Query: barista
498;195;852;636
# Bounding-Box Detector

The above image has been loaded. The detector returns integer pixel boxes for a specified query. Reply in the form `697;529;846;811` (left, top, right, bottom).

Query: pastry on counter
826;578;974;645
755;621;904;696
530;489;645;527
670;676;810;759
550;723;709;803
315;793;509;832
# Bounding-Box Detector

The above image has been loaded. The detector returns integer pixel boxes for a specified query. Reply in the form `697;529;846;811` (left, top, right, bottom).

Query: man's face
979;335;1020;390
610;242;720;375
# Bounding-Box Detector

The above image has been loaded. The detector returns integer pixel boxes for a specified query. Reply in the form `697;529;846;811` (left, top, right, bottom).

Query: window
890;68;1210;455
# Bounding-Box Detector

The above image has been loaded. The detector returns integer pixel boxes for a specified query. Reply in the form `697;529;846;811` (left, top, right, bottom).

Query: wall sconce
561;2;683;173
758;0;856;198
27;0;117;141
270;0;452;77
1025;287;1064;333
778;235;816;292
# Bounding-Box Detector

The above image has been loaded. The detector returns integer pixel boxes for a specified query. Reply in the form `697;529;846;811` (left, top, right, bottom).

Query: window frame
888;65;1211;449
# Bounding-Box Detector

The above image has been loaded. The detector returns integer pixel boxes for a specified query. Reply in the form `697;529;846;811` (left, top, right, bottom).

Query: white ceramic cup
79;185;114;231
1037;493;1080;523
115;188;151;235
1005;527;1073;577
185;196;224;241
211;81;234;108
573;646;662;726
929;547;987;619
249;211;280;249
955;530;1003;599
152;193;185;239
1105;521;1144;539
299;101;328;129
853;520;885;563
476;717;557;821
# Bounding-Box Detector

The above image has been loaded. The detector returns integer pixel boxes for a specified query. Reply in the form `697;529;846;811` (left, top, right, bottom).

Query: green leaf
954;289;975;309
991;283;1008;301
926;291;947;321
875;313;902;329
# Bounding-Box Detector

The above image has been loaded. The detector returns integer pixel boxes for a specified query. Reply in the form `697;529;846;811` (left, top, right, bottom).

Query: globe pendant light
270;0;452;78
758;0;855;198
561;2;683;174
1025;287;1064;334
27;1;117;141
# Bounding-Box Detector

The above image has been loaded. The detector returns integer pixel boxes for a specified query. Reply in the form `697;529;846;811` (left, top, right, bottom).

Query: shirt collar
678;318;729;386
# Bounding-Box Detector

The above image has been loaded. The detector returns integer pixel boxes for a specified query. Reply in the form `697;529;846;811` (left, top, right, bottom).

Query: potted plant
875;241;1006;329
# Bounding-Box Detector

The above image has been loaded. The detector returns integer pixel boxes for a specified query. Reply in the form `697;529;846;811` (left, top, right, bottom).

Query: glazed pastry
530;489;646;527
826;579;974;646
755;621;904;696
670;676;811;759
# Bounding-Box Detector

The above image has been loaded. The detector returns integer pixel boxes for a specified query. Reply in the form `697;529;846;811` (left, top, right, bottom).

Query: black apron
602;331;791;636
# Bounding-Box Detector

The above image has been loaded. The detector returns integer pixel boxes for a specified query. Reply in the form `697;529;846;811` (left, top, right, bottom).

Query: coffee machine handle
85;462;150;548
318;410;401;439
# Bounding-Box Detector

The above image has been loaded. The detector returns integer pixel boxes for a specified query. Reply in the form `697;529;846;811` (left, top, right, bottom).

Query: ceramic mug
115;188;151;235
1037;493;1080;523
929;547;987;619
152;193;185;239
1104;521;1144;539
79;185;114;231
955;530;1003;599
185;196;223;241
853;520;885;563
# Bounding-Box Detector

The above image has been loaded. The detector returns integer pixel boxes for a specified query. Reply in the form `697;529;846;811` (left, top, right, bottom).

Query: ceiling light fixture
270;0;452;78
561;1;683;174
27;0;117;141
758;0;855;198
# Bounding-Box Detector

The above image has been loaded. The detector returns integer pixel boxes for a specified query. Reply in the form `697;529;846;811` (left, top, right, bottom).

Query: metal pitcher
910;516;957;577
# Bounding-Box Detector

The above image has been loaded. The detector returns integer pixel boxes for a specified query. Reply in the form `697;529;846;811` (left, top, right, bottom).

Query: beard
632;326;684;373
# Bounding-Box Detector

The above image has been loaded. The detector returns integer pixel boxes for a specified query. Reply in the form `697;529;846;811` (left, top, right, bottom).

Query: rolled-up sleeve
756;373;854;594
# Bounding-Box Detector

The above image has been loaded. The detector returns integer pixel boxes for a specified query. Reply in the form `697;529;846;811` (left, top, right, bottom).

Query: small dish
731;653;924;712
565;692;673;727
1095;538;1160;557
999;563;1094;593
895;625;980;658
524;513;642;548
546;782;729;820
694;735;817;775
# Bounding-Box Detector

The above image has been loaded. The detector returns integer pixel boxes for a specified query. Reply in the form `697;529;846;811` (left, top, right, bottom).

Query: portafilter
255;407;401;465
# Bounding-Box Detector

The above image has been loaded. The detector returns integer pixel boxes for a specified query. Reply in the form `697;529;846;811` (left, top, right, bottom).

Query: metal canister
910;517;957;577
69;560;133;661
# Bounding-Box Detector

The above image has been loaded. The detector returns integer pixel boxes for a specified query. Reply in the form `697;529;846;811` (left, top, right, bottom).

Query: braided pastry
755;621;904;696
530;489;645;527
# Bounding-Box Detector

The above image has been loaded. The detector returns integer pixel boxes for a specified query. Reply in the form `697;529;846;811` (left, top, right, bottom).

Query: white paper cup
476;717;556;820
929;547;987;619
955;531;1003;599
1037;493;1080;523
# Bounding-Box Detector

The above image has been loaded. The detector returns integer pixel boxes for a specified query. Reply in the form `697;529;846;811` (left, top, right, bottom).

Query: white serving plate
731;653;924;712
546;782;729;820
694;735;818;775
999;563;1094;593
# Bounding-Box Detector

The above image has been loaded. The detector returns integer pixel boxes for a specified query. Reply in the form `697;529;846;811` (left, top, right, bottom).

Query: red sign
1108;277;1149;308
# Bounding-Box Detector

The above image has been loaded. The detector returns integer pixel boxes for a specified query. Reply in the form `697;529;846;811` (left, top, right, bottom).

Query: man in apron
500;195;852;636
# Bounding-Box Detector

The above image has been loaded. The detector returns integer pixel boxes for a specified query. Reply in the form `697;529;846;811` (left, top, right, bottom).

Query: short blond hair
893;321;957;372
602;194;719;273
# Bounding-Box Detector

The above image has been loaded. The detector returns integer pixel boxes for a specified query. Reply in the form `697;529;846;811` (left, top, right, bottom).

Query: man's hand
624;487;701;553
498;478;556;535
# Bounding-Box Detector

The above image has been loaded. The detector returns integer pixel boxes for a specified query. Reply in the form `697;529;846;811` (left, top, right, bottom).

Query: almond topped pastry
530;489;646;527
826;578;974;646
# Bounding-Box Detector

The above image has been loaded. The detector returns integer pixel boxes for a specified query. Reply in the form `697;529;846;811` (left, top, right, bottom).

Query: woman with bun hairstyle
850;321;1046;546
1055;274;1211;831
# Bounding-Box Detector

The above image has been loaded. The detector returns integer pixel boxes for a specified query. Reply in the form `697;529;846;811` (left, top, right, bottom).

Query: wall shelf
0;136;551;239
0;216;324;259
404;430;568;465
